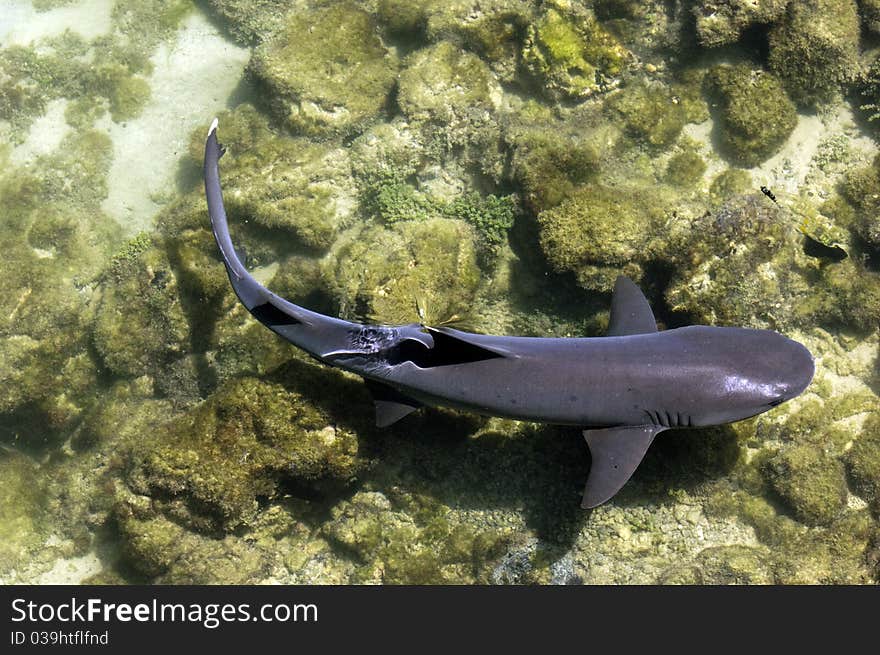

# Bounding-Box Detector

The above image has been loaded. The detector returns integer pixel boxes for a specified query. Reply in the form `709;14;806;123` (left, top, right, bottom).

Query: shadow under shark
203;120;815;508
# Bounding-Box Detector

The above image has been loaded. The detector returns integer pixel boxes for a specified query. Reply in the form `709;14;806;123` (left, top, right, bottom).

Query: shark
204;120;815;508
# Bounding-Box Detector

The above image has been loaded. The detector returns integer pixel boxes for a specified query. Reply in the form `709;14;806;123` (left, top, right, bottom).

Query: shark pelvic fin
365;380;422;427
606;276;658;336
581;424;666;508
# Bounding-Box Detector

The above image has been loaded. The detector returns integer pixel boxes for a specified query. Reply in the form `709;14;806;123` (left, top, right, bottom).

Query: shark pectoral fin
364;380;422;428
606;276;658;336
581;425;666;508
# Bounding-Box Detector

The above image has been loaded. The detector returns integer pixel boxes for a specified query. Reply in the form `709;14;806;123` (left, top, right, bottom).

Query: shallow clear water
0;0;878;585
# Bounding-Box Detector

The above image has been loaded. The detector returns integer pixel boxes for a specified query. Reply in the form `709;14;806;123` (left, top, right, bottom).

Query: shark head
675;326;815;426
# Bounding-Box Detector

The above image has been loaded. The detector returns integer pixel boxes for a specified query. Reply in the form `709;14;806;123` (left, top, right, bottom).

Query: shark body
204;121;815;507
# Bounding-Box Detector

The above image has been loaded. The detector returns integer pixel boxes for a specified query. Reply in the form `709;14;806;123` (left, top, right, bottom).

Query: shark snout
778;337;815;401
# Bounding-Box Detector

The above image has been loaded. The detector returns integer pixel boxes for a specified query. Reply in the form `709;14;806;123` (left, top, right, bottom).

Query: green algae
187;104;356;252
424;0;530;81
704;64;797;167
205;0;291;44
768;0;860;107
250;3;398;137
323;218;481;325
606;81;688;150
123;376;365;533
691;0;789;48
508;103;603;214
846;415;880;514
322;491;511;584
537;183;663;290
766;443;848;526
664;150;707;188
0;454;48;573
710;168;753;200
92;235;191;380
397;40;504;178
522;1;628;100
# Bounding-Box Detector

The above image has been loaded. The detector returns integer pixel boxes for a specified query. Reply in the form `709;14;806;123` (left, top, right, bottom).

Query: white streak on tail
208;117;219;137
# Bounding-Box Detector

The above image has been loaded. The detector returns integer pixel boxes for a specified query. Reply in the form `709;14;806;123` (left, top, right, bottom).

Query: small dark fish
760;185;777;203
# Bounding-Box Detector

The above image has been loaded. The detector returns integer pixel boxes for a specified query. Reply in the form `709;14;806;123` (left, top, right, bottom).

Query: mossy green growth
250;3;398;137
537;184;662;290
768;0;860;107
378;0;431;37
323;218;481;326
861;0;880;35
846;414;880;514
710;168;752;200
0;148;116;443
124;376;365;533
660;545;775;584
704;64;797;166
397;41;503;177
509;106;602;213
424;0;531;81
692;0;789;47
322;491;511;584
92;234;191;379
665;194;811;330
444;192;516;262
765;443;848;526
205;0;291;44
665;150;707;187
114;512;274;582
840;156;880;249
522;1;629;100
606;82;688;149
0;454;47;573
187;105;355;251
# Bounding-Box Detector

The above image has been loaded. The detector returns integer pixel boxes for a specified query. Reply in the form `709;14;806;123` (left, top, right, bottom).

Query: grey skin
204;120;815;508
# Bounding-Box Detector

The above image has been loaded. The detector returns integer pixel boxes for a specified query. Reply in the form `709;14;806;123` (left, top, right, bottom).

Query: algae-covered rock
768;0;860;107
397;41;503;178
841;156;880;249
522;0;628;100
0;454;47;572
206;0;292;44
537;184;663;290
324;218;481;325
0;140;117;445
846;415;880;513
606;82;688;150
116;513;271;582
766;443;848;526
508;102;602;214
250;3;398;137
124;376;365;533
860;0;880;34
322;491;511;584
665;194;804;329
705;64;797;166
692;0;789;47
710;168;752;200
188;105;356;251
424;0;532;81
660;545;775;584
665;150;707;188
92;234;190;379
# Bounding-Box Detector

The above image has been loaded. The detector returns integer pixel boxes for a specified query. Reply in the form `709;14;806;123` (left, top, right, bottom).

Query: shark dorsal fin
606;276;658;336
364;380;422;427
581;424;666;508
